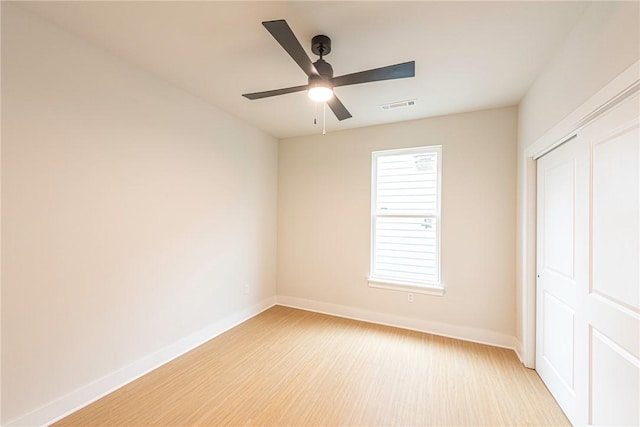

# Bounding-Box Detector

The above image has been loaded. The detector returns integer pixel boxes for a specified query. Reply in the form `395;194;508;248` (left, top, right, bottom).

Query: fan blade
333;61;415;87
263;20;318;77
327;95;352;121
243;85;307;100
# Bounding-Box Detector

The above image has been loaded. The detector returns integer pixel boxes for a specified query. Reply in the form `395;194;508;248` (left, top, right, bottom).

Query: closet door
537;92;639;426
536;133;589;426
581;93;639;426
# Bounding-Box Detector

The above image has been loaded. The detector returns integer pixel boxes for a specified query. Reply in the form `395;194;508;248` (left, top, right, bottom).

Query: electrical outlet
407;292;414;302
243;284;250;295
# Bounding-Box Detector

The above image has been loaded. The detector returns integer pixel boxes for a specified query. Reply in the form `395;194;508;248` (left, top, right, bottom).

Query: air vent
380;99;417;111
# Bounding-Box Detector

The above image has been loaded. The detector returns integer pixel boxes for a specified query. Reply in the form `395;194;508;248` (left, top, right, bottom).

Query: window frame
368;145;444;296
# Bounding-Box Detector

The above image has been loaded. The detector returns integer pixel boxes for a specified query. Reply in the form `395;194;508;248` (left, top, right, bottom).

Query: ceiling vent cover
380;99;417;111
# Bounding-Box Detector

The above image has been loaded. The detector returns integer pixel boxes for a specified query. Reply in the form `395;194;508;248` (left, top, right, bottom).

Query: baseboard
513;338;525;365
5;297;276;427
276;295;518;352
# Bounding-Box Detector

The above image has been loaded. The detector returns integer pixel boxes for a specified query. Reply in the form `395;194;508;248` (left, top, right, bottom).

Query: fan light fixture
308;80;334;102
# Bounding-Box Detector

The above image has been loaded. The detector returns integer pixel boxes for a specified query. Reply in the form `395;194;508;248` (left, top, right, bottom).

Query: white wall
516;1;640;354
1;4;278;424
277;107;517;344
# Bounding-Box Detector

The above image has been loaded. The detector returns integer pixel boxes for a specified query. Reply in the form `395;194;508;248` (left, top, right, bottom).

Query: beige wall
278;107;517;339
1;4;278;423
516;1;640;351
519;1;640;148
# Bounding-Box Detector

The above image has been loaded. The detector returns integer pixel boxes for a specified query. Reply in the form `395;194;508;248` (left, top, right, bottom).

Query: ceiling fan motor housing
312;59;334;79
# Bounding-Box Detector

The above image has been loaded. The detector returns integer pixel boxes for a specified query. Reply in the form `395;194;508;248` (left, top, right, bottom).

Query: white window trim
368;145;443;296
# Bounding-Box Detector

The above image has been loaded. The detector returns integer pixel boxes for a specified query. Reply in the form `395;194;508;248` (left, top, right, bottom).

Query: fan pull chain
314;102;318;125
323;102;327;135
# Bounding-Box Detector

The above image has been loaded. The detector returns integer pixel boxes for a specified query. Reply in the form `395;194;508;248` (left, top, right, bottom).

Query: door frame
519;60;640;368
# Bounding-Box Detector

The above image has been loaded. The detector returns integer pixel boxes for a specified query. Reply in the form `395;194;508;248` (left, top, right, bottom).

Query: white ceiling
21;1;589;139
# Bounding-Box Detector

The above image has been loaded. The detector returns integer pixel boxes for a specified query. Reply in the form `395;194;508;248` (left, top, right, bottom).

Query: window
369;146;443;295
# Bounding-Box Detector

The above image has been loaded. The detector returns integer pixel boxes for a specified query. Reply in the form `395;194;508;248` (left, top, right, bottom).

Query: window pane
373;216;438;284
376;152;438;215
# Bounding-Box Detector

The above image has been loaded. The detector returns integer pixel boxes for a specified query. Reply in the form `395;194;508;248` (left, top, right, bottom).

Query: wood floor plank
53;306;569;426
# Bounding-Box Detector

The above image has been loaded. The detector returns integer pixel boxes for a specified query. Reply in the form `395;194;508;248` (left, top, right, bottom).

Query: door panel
542;292;575;387
591;328;639;426
591;125;639;310
584;94;639;426
543;161;575;279
537;138;588;425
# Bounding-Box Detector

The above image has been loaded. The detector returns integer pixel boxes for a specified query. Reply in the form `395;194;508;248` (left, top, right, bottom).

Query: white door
537;92;639;426
581;93;639;426
536;133;589;426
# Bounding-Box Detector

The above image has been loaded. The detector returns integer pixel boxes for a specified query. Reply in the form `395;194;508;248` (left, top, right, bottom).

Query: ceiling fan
242;19;416;121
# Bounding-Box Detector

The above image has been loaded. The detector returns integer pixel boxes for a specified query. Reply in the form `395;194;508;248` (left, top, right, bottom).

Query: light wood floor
54;306;569;426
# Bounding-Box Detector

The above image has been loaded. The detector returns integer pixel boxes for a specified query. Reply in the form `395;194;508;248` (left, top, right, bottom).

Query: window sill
367;278;445;296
